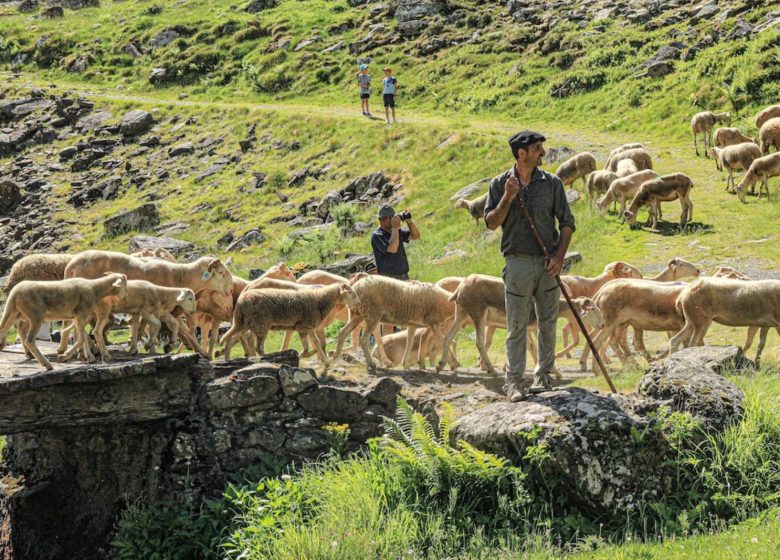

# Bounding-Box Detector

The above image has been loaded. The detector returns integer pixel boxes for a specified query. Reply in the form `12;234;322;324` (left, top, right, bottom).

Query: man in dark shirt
484;131;576;402
371;203;420;280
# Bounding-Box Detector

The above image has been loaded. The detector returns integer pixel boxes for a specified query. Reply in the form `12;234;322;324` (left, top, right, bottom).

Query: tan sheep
735;153;780;202
709;142;762;192
595;170;659;216
604;143;645;170
615;158;639;178
585;170;619;205
220;284;360;369
713;127;757;148
756;105;780;129
0;274;128;370
91;281;198;360
606;147;653;173
333;276;455;372
3;253;72;294
64;250;233;297
455;192;488;225
758;117;780;155
624;173;693;229
555;152;597;189
691;111;731;157
670;278;780;364
372;328;460;370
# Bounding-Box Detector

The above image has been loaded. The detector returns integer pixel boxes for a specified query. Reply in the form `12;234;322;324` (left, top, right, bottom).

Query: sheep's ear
208;259;222;272
113;277;125;288
177;290;188;302
668;258;678;270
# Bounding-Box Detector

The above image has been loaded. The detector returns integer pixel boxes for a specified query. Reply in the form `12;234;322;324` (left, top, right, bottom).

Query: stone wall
0;352;399;560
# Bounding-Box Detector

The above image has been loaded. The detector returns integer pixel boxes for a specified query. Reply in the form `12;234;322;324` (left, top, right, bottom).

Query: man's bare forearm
387;229;401;253
485;197;513;230
406;220;420;240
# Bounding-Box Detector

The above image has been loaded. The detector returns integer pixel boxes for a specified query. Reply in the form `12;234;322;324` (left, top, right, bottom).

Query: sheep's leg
58;318;87;363
0;310;23;352
280;329;295;352
437;310;465;373
743;326;758;352
557;319;582;359
581;325;611;373
560;323;573;357
416;329;431;369
57;320;75;354
401;327;418;369
693;130;698;156
306;329;330;370
21;317;54;370
129;316;143;353
253;328;268;357
474;312;498;375
360;320;379;372
669;319;697;355
754;327;770;365
144;314;162;353
372;326;394;367
333;315;363;363
93;314;113;362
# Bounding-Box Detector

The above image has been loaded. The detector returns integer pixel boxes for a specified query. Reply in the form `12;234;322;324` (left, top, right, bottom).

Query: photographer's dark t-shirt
371;227;411;276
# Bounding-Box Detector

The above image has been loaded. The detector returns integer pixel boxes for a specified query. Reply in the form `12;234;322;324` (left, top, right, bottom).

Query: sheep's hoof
56;354;70;363
101;354;112;363
44;362;54;371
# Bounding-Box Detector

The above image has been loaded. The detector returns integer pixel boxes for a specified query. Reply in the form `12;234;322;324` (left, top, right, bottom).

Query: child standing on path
357;64;372;116
382;67;398;124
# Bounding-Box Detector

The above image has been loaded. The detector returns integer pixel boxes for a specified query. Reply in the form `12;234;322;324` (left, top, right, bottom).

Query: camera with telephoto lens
398;210;412;221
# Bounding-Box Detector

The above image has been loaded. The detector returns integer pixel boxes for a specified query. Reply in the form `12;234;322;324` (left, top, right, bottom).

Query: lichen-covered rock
200;367;280;410
103;203;160;237
278;365;318;397
298;386;368;421
638;346;749;431
454;387;673;518
119;109;154;137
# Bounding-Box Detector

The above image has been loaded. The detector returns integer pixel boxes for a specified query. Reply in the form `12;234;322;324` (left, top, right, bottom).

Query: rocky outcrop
0;181;22;215
395;0;448;36
0;352;401;560
456;346;748;520
128;235;195;257
118;109;154;137
103;203;160;237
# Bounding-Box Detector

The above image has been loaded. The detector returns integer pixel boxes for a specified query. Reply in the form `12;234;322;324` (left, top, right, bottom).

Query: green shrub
329;203;357;228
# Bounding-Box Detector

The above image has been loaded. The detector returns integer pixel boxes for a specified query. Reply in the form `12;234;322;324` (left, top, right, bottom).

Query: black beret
508;130;546;151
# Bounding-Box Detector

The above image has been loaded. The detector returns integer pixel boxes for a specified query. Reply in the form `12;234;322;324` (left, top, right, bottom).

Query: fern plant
379;398;530;537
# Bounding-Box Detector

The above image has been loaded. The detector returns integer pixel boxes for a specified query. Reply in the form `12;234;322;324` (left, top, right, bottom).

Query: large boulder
395;0;447;36
128;235;194;257
61;0;100;8
103;203;160;237
638;346;750;431
455;388;673;518
118;109;154;137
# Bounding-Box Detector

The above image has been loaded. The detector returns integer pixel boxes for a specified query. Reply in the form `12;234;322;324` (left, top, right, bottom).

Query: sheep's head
724;112;732;126
594;194;609;212
349;271;370;284
455;198;468;209
623;209;638;227
338;284;361;309
177;289;198;314
110;273;128;299
667;257;700;279
611;261;642;279
712;266;751;280
263;262;296;282
735;181;748;203
201;257;233;296
575;297;604;330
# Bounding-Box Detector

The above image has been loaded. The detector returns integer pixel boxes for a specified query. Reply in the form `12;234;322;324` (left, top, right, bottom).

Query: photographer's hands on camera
504;176;563;277
391;211;412;230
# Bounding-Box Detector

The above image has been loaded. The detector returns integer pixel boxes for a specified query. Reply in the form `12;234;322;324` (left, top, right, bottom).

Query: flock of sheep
1;246;777;378
1;104;779;376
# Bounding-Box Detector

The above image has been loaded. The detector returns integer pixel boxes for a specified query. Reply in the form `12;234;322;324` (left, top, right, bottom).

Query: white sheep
0;274;128;370
595;169;659;216
713;127;756;148
735;153;780;202
555;152;597;189
585;170;619;205
691;111;731;157
220;284;360;369
670;278;780;364
756;105;780;129
709;142;762;192
606;147;653;173
615;158;639;178
604;143;645;170
333;276;455;372
455;193;488;225
623;173;693;229
758;117;780;155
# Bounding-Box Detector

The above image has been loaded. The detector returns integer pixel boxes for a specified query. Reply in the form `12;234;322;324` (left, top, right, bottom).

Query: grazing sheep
0;274;128;370
64;250;233;297
595;170;659;216
130;248;177;262
606;147;653;173
756;105;780;129
455;192;488;224
604;143;645;170
615;158;638;178
623;173;694;229
713;127;756;148
735;153;780;202
92;281;198;360
220;284;360;369
555;152;597;189
586;170;619;205
691;111;731;157
333;276;455;372
709;142;762;192
670;278;780;364
758;117;780;155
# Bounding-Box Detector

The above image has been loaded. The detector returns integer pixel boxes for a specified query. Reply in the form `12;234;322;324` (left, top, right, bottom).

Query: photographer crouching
371;203;420;280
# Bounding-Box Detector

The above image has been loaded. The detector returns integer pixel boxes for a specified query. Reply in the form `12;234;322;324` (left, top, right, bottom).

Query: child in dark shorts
382;67;398;123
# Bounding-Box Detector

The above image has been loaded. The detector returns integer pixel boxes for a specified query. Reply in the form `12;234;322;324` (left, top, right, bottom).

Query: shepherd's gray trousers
503;254;560;382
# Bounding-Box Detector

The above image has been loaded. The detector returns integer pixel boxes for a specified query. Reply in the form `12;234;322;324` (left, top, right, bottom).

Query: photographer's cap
508;130;546;151
377;203;395;218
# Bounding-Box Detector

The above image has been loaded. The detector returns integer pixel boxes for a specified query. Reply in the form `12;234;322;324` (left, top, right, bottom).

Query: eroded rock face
0;181;23;215
455;388;672;517
103;203;160;237
637;346;750;431
396;0;447;36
